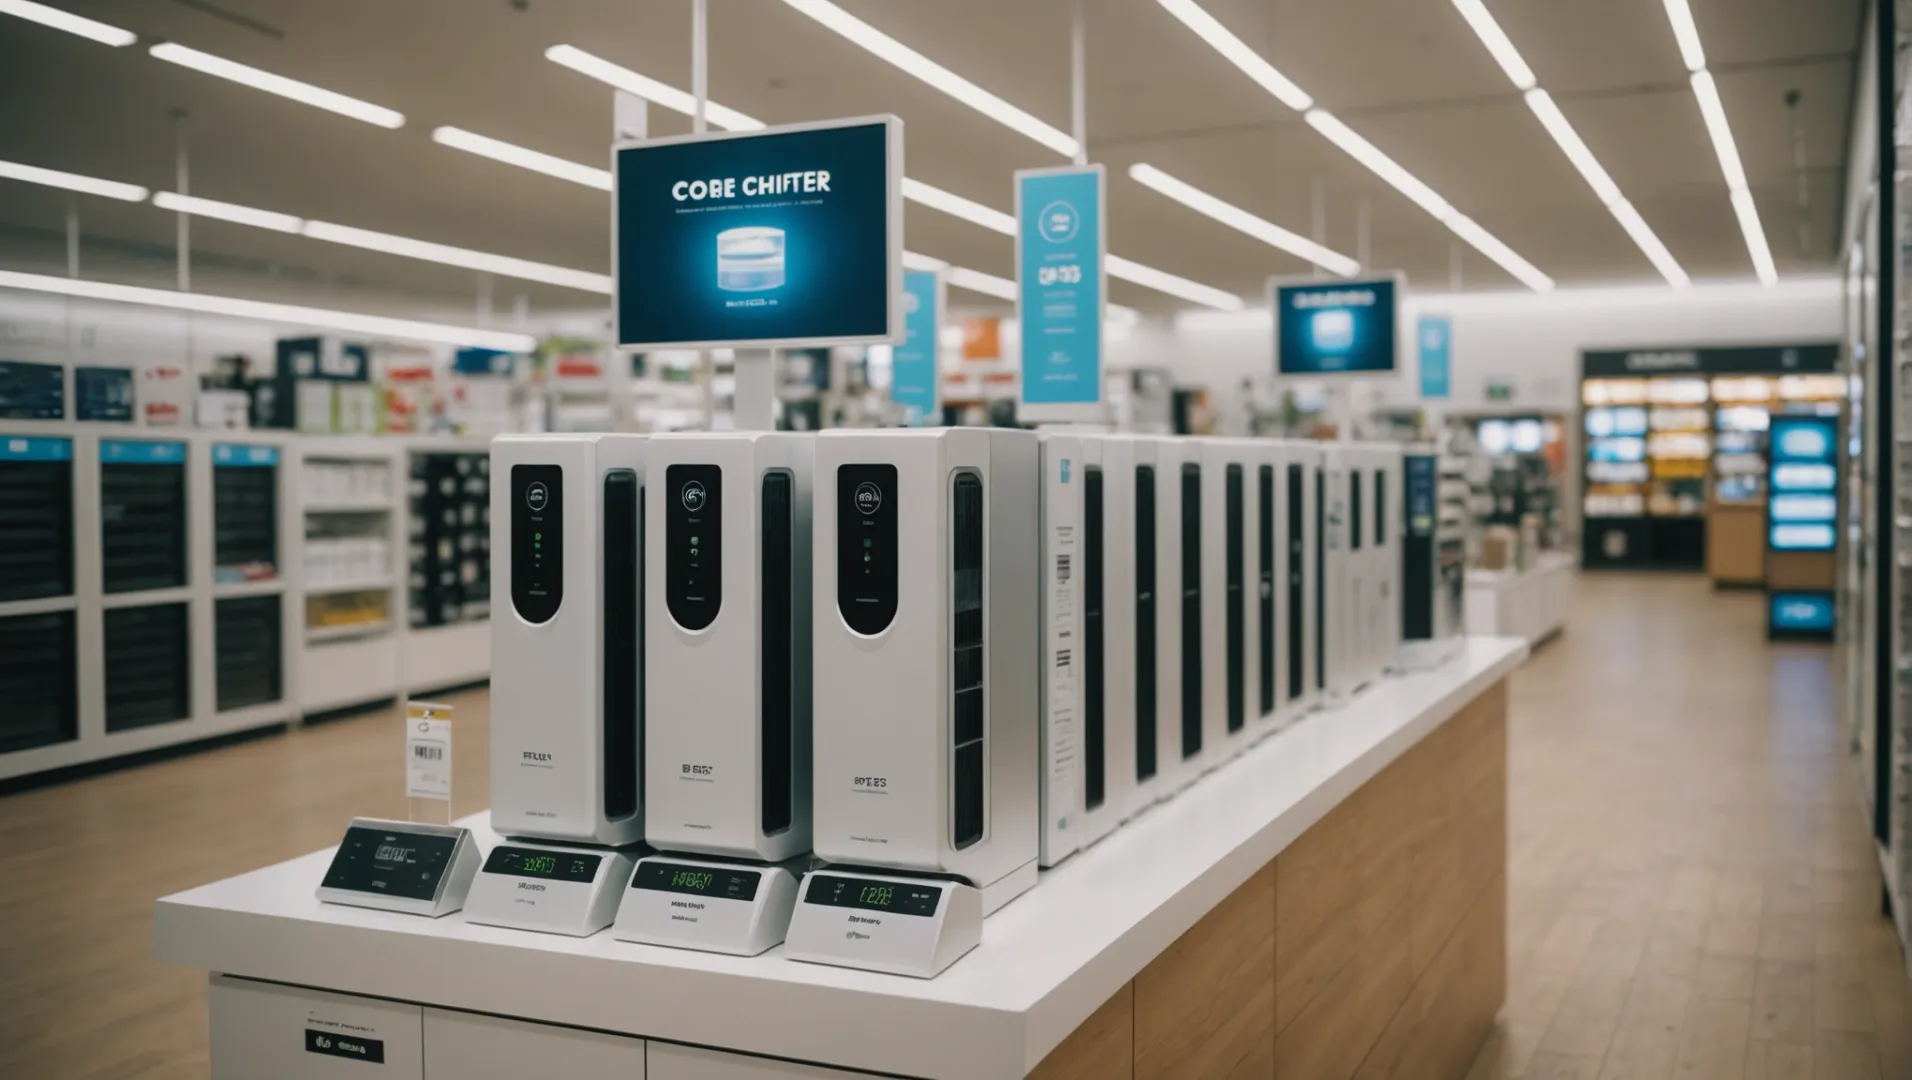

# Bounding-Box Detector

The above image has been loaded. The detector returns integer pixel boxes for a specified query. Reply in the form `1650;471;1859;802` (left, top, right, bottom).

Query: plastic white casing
1319;444;1356;705
810;429;1040;911
489;434;647;847
643;432;814;862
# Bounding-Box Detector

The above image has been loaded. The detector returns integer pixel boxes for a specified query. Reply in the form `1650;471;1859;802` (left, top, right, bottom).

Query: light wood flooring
0;574;1905;1078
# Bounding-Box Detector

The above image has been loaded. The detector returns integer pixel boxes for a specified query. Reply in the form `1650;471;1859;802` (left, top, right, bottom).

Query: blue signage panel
214;443;280;467
101;439;186;465
1017;165;1106;417
894;270;942;426
1417;314;1451;399
1274;277;1399;376
615;117;902;350
1766;415;1837;552
0;436;71;461
1769;593;1834;634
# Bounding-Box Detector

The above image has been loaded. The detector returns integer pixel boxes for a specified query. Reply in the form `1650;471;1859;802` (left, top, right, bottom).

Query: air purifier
810;428;1041;912
1037;433;1134;867
1365;444;1405;678
1154;437;1207;789
1115;435;1181;815
1319;444;1357;705
643;431;813;862
1246;440;1281;731
1400;446;1466;669
490;434;646;847
1270;440;1322;722
1198;438;1260;761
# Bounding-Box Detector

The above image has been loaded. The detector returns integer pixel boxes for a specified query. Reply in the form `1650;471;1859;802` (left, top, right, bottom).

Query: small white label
405;702;452;801
1047;464;1080;825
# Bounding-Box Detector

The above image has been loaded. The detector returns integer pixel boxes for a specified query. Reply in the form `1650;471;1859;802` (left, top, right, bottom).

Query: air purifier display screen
837;463;898;635
1275;278;1398;375
665;463;723;631
617;120;896;348
803;873;942;917
482;845;603;883
320;826;459;902
631;861;762;902
510;464;563;624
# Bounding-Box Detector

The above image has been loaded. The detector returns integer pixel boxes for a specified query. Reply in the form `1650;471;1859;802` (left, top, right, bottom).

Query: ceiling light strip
154;191;303;233
1449;0;1534;90
1127;164;1360;276
544;45;765;132
1656;0;1772;284
1155;0;1312;110
430;126;612;190
147;42;404;129
0;158;147;201
301;221;614;293
1660;0;1707;71
1107;255;1243;311
0;269;536;351
0;0;134;46
776;0;1078;157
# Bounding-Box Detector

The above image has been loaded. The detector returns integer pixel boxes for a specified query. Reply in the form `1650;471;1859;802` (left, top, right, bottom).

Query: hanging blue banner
1418;314;1452;399
893;269;942;425
1017;165;1106;420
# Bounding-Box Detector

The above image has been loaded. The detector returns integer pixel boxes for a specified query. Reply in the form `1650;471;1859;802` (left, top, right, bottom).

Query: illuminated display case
1766;413;1840;640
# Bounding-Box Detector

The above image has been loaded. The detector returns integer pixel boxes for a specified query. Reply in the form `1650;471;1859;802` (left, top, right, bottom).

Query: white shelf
303;577;394;596
302;499;393;514
304;620;391;643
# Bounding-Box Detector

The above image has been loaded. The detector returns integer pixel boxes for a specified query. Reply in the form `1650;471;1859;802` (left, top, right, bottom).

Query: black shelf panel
0;437;73;602
213;446;278;577
104;602;191;733
408;452;490;627
0;610;77;753
216;595;282;711
101;441;188;594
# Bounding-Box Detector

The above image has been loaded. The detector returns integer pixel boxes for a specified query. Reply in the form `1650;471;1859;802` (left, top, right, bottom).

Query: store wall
1156;277;1844;413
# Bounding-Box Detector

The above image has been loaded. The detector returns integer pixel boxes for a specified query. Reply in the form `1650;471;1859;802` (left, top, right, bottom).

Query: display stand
1463;549;1574;646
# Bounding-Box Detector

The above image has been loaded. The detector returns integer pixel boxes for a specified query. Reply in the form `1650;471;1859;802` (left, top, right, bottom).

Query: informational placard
405;700;453;805
1271;275;1401;377
615;115;903;351
1016;165;1107;421
1417;315;1451;399
894;269;943;425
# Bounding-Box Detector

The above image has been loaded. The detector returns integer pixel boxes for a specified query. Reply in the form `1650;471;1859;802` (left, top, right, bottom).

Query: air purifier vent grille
952;471;986;849
104;602;189;732
603;470;640;823
1226;463;1245;734
1180;463;1202;761
0;610;76;753
1259;464;1276;715
215;594;282;711
1134;464;1158;782
761;470;794;837
1083;466;1105;811
1288;463;1305;701
1315;467;1326;692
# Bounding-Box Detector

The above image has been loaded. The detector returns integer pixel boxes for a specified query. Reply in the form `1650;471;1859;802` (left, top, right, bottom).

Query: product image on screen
482;845;603;884
1770;593;1834;633
802;874;942;917
320;826;459;901
1274;278;1398;376
616;118;897;349
631;860;762;902
0;359;65;420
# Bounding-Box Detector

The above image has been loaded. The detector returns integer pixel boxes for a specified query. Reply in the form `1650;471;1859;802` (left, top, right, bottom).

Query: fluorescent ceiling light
779;0;1078;157
945;266;1018;301
0;158;147;201
1303;111;1452;219
431;126;612;191
1660;0;1706;71
1449;0;1535;90
1128;163;1360;276
0;0;134;46
1522;91;1622;206
1607;199;1691;288
1689;71;1748;192
153;191;302;233
1730;189;1778;286
902;250;947;272
1443;213;1553;293
1155;0;1312;111
902;178;1017;235
147;43;404;129
0;270;535;352
301;221;613;294
544;45;766;132
1107;255;1243;311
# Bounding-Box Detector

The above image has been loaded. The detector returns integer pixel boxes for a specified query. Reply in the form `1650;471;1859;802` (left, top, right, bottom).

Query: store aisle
1467;574;1912;1080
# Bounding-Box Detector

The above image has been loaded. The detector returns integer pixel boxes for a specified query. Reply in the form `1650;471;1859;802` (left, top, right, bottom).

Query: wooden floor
0;575;1905;1078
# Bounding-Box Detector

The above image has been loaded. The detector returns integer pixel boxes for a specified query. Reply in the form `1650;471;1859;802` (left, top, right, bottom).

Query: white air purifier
643;432;813;863
1269;440;1323;724
1152;437;1207;790
810;428;1041;913
1363;444;1406;679
1198;438;1261;761
1399;446;1466;670
1319;444;1358;706
1111;435;1179;817
1037;434;1134;867
1242;439;1282;734
490;434;646;847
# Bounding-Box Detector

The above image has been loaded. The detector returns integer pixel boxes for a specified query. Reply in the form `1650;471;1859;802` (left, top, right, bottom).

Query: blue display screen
616;120;896;348
1276;279;1398;376
1769;593;1834;633
1766;415;1837;551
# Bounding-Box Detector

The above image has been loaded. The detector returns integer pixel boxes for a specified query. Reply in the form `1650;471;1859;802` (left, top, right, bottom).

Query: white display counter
1464;550;1574;645
156;637;1528;1080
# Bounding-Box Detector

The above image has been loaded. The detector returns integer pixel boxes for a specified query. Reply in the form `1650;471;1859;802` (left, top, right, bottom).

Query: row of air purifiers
488;429;1437;921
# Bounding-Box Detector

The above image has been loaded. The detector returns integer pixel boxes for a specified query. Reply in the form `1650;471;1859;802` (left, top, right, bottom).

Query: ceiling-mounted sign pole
174;112;190;292
1311;176;1326;280
1357;197;1371;270
66;200;78;279
1071;0;1086;168
705;0;774;432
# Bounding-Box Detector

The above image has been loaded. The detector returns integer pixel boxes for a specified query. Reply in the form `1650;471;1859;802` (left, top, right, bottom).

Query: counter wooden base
1033;682;1507;1080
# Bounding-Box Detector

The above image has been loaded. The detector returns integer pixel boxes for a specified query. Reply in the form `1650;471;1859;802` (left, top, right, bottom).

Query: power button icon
680;481;707;512
525;482;549;512
853;482;882;515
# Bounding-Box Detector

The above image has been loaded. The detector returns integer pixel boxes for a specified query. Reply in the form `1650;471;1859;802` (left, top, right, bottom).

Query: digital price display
482;845;603;884
801;874;941;918
321;825;460;902
1274;277;1400;376
631;861;762;902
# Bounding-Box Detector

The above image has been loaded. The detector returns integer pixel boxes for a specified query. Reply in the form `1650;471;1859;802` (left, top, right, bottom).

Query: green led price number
521;854;557;876
1036;263;1083;287
672;869;715;892
859;884;893;907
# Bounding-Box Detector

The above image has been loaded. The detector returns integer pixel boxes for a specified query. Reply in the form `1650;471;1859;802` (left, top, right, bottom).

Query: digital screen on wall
1273;277;1399;376
615;116;902;350
1765;415;1837;552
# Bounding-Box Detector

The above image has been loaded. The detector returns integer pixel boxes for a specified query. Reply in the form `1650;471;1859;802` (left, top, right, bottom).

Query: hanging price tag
405;701;453;803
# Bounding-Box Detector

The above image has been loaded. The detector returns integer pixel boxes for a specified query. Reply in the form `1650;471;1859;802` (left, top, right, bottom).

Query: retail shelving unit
401;438;492;693
0;426;495;784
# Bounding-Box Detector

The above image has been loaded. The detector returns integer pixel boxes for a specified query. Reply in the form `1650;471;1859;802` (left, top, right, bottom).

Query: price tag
405;701;453;802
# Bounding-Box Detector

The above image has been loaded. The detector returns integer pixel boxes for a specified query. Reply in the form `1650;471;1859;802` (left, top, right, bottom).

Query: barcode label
1056;554;1072;583
1056;648;1072;668
412;743;444;761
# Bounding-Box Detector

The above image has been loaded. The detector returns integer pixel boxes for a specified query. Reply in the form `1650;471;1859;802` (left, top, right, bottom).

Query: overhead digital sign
616;116;903;351
1273;276;1400;377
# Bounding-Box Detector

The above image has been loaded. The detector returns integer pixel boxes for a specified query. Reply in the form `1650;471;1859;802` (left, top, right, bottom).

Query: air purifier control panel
509;464;563;624
314;818;479;918
836;463;898;635
463;843;635;938
611;855;799;956
665;464;723;631
785;870;982;978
